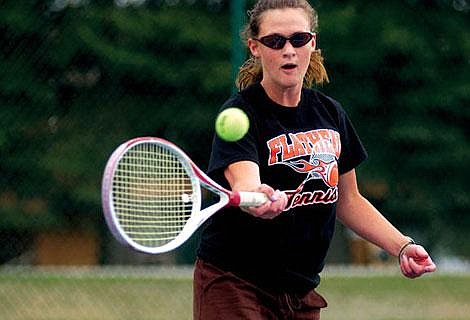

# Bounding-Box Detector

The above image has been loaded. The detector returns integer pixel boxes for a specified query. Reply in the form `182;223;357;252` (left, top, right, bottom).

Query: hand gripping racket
101;137;268;254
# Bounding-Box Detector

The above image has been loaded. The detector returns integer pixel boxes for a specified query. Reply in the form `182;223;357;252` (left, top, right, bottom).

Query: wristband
398;236;415;263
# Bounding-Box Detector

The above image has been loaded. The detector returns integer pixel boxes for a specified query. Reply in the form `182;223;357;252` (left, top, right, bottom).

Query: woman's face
248;8;316;92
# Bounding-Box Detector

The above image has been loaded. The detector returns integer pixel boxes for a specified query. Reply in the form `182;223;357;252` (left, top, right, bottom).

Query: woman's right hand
224;161;287;219
241;184;287;219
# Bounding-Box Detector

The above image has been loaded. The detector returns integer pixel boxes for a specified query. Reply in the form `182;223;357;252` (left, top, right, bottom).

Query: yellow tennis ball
215;107;249;142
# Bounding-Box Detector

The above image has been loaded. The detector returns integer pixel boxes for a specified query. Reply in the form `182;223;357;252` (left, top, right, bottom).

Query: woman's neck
260;80;302;107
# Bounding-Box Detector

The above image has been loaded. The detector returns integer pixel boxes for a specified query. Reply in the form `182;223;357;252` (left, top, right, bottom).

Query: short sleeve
337;109;368;174
207;101;259;179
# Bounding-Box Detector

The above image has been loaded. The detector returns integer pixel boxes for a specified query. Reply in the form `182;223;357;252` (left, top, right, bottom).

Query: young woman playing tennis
194;1;436;319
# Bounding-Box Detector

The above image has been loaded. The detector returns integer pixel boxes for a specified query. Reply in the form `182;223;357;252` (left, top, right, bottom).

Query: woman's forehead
258;8;311;35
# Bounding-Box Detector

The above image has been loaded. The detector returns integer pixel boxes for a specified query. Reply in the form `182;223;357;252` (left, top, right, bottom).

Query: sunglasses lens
261;35;286;49
257;32;313;49
290;32;313;47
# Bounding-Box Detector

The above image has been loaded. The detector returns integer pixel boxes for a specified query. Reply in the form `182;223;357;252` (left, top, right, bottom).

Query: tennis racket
101;137;268;254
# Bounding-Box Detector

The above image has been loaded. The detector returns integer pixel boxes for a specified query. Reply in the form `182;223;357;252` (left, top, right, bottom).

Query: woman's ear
247;38;260;58
311;32;317;50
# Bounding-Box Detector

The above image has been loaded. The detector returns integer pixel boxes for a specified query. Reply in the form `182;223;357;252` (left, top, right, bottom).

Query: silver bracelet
398;236;415;263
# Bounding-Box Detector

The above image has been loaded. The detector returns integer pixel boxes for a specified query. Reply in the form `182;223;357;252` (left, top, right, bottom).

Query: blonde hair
236;0;329;90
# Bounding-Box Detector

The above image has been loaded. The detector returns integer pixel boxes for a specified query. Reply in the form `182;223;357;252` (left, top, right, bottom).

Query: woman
194;1;436;319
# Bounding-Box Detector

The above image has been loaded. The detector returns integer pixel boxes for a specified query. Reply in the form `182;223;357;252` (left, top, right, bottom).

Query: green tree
0;1;231;262
1;0;468;263
317;0;469;255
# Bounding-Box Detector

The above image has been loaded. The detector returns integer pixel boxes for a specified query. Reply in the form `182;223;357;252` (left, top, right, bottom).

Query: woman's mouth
281;63;297;70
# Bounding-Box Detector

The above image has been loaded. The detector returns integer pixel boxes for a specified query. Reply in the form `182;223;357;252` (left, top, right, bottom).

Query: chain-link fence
1;1;469;319
1;1;230;261
0;266;193;320
1;2;230;318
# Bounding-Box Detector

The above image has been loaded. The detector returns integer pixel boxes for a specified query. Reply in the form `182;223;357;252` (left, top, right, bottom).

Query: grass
0;267;468;320
319;274;470;320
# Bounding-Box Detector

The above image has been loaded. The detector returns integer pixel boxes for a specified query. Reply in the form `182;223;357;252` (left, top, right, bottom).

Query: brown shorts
193;259;327;320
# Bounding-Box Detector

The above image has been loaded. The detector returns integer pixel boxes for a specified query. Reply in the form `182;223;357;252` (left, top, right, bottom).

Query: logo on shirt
266;129;341;210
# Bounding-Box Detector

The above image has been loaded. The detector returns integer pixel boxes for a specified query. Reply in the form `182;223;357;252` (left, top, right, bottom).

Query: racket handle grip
238;191;269;207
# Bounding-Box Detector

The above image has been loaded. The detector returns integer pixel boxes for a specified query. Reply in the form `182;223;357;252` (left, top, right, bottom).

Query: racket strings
112;143;194;247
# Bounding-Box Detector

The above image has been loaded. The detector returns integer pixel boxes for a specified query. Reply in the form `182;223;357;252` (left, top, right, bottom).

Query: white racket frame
102;137;268;254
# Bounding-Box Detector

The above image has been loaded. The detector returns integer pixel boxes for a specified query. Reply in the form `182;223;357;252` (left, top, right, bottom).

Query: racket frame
102;137;267;254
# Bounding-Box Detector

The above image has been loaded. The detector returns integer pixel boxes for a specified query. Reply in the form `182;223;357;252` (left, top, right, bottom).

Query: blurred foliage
0;0;468;259
317;0;469;255
0;1;231;233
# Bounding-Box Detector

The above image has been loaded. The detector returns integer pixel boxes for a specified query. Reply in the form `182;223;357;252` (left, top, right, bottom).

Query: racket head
101;137;202;254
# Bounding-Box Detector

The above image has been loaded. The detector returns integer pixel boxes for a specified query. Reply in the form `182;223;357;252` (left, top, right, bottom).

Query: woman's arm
336;169;436;278
224;160;287;219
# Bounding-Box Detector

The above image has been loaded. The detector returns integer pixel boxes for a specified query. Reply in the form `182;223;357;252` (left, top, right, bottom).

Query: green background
0;0;469;264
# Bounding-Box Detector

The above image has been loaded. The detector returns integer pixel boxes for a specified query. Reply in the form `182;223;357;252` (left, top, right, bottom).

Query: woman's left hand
399;244;437;278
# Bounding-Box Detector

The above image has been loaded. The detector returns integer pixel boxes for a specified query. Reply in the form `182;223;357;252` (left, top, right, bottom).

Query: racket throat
227;192;241;207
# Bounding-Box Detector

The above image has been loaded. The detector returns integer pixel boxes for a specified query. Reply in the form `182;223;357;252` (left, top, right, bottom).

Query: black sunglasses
254;32;314;50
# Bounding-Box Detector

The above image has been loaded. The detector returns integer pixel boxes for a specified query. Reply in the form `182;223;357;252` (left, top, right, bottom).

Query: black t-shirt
197;83;367;294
